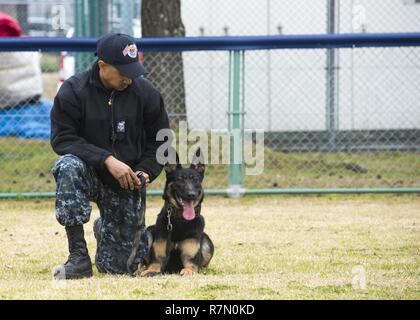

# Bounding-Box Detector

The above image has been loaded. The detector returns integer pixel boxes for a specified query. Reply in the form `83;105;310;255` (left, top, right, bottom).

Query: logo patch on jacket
117;121;125;133
122;44;138;58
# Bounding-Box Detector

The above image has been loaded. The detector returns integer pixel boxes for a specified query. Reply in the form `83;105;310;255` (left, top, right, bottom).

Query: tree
141;0;186;127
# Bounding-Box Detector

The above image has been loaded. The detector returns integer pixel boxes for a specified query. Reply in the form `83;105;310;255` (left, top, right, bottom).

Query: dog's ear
190;148;205;175
164;150;181;174
164;162;177;174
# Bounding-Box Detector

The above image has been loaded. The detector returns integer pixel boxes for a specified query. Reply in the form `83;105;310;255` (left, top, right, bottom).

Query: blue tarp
0;100;52;140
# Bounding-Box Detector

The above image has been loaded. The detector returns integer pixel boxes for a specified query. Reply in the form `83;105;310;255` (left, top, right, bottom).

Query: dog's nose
186;191;197;201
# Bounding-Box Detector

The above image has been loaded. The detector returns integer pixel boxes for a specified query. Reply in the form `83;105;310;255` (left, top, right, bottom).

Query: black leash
126;173;147;275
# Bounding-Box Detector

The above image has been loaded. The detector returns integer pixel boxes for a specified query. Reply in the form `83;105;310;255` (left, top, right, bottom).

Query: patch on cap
122;44;138;58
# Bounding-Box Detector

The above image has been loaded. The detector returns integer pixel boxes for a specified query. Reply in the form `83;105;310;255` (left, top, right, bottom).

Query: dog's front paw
140;264;162;277
141;270;161;277
180;267;197;276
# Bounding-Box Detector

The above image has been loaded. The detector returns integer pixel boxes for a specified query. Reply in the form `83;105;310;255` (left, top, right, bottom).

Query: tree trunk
141;0;186;128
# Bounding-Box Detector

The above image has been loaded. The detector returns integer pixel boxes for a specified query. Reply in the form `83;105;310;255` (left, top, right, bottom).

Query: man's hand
135;171;150;189
104;156;140;190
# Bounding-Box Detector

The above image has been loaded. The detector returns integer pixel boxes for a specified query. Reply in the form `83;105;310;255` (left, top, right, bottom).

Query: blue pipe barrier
0;33;420;52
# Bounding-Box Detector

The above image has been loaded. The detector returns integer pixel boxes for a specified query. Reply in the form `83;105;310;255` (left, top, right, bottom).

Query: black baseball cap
96;33;147;79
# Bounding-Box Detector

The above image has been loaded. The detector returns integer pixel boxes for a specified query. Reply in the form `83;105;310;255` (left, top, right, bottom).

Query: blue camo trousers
51;154;148;275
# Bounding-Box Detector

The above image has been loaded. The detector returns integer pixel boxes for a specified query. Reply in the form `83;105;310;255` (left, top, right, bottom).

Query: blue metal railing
0;33;420;52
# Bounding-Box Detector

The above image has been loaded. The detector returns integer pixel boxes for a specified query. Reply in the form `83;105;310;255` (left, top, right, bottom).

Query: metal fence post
74;0;108;73
325;0;340;151
227;50;245;197
74;0;85;73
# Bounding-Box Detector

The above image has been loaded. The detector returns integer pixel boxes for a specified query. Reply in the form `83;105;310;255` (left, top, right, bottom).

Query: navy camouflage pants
51;154;148;275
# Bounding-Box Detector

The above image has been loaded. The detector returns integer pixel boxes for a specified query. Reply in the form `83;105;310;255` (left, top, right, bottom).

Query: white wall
181;0;420;131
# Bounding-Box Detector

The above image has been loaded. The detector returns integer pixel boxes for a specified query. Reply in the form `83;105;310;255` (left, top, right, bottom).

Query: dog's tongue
182;201;195;220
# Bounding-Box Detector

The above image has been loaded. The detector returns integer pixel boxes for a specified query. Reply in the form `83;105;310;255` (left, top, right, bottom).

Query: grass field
0;194;419;300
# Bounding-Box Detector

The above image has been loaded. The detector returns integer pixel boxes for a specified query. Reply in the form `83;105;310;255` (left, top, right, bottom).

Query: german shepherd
140;149;214;276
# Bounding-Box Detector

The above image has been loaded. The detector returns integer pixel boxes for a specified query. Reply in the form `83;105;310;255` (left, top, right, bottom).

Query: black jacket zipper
108;90;117;157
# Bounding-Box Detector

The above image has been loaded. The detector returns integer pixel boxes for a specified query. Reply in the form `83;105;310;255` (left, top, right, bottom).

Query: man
50;33;170;279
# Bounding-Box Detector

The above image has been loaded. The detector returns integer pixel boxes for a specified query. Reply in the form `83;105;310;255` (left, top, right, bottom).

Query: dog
140;149;214;276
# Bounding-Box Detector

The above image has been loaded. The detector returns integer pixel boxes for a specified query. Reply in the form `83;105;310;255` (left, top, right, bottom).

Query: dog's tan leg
140;239;167;277
179;238;200;276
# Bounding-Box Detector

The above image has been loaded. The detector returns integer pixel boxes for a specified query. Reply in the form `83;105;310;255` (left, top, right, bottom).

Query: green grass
250;147;420;189
40;53;60;73
0;195;419;299
0;137;419;193
0;138;57;193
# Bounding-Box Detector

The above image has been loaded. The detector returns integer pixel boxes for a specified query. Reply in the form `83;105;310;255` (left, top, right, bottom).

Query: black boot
53;225;93;279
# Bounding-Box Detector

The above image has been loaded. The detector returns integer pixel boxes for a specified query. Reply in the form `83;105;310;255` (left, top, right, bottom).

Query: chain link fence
0;0;419;194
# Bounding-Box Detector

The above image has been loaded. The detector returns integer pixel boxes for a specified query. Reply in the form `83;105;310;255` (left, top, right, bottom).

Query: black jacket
50;61;170;189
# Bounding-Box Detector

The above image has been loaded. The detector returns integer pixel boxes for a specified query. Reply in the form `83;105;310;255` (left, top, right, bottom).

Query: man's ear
97;60;106;69
190;148;205;175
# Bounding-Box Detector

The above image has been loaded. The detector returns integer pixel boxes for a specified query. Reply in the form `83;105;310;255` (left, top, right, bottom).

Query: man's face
98;60;132;91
